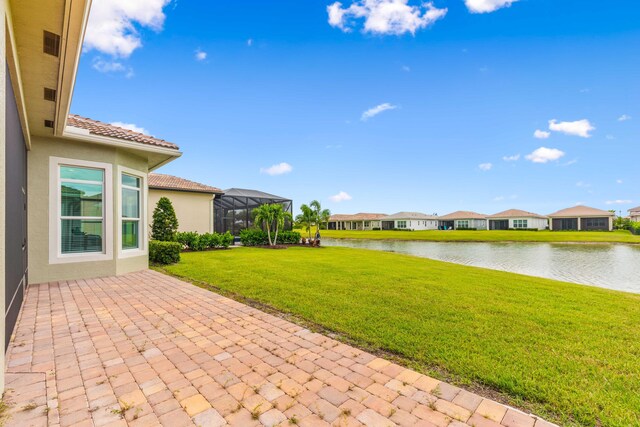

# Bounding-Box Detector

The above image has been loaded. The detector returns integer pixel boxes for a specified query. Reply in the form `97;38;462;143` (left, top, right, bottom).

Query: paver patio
3;270;555;427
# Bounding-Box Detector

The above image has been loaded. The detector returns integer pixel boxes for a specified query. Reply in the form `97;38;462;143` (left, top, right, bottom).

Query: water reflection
323;239;640;293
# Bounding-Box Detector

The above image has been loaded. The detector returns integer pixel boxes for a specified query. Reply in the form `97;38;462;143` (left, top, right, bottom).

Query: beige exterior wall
28;136;149;284
1;0;8;392
148;189;214;234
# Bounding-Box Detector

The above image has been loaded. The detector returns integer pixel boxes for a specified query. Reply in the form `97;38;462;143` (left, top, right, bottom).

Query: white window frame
49;157;113;264
118;166;148;258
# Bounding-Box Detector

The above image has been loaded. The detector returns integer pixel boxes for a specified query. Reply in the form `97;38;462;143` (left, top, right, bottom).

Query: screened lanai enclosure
214;188;293;235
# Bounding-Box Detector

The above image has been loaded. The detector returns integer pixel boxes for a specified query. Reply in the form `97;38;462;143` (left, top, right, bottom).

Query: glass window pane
61;183;103;217
61;219;103;253
122;188;140;218
60;166;103;182
122;220;139;249
122;174;141;188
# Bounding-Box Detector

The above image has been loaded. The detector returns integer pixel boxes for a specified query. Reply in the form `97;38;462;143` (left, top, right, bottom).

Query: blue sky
71;0;640;216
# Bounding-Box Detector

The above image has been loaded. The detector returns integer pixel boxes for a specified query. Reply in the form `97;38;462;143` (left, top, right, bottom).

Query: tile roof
487;209;547;219
629;206;640;213
148;173;223;194
384;212;439;220
548;205;615;217
438;210;487;220
329;213;387;221
67;114;179;150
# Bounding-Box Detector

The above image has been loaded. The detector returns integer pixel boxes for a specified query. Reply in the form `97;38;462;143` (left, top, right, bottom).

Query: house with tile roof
381;212;439;230
487;209;548;230
438;211;488;230
548;206;615;231
328;213;387;230
1;0;182;376
148;174;224;234
629;206;640;223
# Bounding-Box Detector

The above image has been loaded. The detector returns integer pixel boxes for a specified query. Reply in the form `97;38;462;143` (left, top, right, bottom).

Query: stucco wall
1;0;8;392
395;219;438;230
148;189;214;234
28;136;149;284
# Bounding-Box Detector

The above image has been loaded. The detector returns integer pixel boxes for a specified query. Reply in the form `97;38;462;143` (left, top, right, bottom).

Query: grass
310;228;640;244
159;246;640;427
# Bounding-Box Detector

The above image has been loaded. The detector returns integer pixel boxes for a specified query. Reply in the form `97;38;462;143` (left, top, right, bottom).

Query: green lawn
159;247;640;427
310;228;640;244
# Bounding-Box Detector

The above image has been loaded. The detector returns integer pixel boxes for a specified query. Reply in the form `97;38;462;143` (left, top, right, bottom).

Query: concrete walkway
4;270;555;427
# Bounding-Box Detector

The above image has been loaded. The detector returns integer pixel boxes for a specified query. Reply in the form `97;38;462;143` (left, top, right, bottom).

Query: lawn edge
153;265;569;426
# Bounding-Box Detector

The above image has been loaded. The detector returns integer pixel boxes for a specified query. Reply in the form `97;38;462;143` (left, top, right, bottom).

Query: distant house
148;174;223;234
548;206;614;231
328;213;387;230
381;212;439;230
438;211;488;230
487;209;548;230
629;206;640;222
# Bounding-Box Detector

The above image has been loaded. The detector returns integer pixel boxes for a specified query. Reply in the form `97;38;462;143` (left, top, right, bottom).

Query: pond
323;238;640;293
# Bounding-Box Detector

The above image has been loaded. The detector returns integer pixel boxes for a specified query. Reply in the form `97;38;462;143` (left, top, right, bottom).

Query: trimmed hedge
149;241;181;265
176;231;233;251
240;228;301;246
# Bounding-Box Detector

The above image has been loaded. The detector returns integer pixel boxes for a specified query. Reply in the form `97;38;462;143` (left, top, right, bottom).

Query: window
364;221;370;227
585;218;606;228
50;157;113;263
513;219;528;229
60;165;105;253
121;174;141;250
397;221;407;229
457;220;469;229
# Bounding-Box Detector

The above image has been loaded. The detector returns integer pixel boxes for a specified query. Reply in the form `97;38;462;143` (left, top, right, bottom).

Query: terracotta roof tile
487;209;547;219
548;205;614;217
384;212;439;220
148;173;223;194
67;114;179;150
438;210;487;220
629;206;640;213
329;213;387;221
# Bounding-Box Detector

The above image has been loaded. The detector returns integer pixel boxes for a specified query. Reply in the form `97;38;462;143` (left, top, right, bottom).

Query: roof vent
44;88;57;102
44;120;55;128
43;31;61;57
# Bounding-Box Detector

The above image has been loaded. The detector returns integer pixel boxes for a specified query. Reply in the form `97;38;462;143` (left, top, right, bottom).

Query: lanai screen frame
214;189;293;235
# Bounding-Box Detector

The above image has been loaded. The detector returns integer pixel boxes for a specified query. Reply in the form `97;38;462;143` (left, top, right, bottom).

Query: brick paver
3;270;556;426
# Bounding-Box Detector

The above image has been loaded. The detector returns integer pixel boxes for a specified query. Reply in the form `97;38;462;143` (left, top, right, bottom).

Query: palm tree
310;200;331;233
271;204;293;245
296;204;315;239
253;204;275;245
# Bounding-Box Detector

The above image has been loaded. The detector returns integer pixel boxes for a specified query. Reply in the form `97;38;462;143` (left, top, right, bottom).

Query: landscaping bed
158;246;640;427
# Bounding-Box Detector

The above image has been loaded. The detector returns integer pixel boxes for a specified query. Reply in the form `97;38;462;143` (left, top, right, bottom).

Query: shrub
456;228;478;231
151;197;179;241
220;232;234;248
240;228;269;246
508;228;540;232
176;231;199;249
278;230;302;244
631;222;640;235
149;241;181;265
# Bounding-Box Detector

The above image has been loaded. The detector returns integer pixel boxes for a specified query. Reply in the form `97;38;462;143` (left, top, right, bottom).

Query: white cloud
618;114;631;122
402;65;411;72
327;0;447;35
478;163;493;171
247;38;254;47
616;179;623;184
111;122;149;135
548;119;595;138
533;129;550;139
502;154;520;162
606;199;632;205
260;162;293;176
330;191;353;202
361;103;397;120
493;196;505;201
92;57;126;73
465;0;517;13
195;49;207;61
84;0;171;58
525;147;565;164
576;181;590;188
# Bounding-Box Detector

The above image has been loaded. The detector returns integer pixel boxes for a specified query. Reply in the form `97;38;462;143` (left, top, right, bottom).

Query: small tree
253;204;276;245
151;197;179;241
296;204;315;239
310;200;331;233
272;204;293;245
